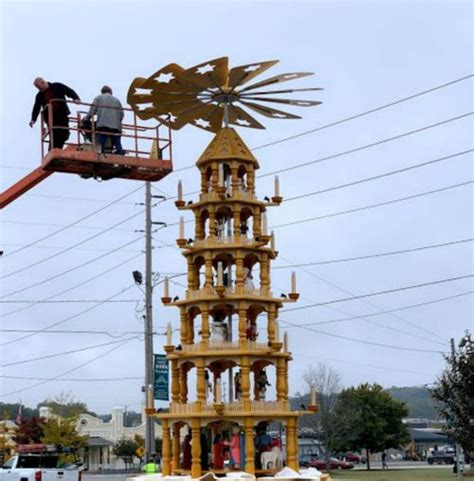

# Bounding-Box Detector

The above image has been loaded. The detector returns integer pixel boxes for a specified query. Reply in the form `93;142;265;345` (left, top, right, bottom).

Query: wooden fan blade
178;57;229;91
240;87;324;96
227;105;265;129
141;63;186;90
239;100;301;119
248;97;322;107
239;72;313;93
228;60;279;89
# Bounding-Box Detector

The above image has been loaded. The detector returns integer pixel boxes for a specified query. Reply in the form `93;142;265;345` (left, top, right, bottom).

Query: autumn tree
41;418;87;464
333;383;409;469
432;332;474;456
12;417;45;444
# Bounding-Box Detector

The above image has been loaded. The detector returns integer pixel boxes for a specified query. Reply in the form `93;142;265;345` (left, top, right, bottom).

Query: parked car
307;458;354;470
0;444;82;481
427;449;455;465
344;452;367;464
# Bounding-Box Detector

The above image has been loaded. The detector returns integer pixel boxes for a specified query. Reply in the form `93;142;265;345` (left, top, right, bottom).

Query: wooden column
244;418;255;474
241;356;251;409
253;207;261;238
286;417;298;471
238;307;247;344
276;358;286;401
209;205;217;237
284;359;289;401
172;423;180;472
211;163;219;192
233;205;242;238
191;419;202;478
204;253;213;290
260;253;270;295
187;315;195;345
196;358;206;405
200;169;208;193
187;257;195;289
180;307;188;345
162;419;171;475
179;365;188;403
231;164;239;195
236;253;244;294
267;305;276;344
171;359;180;403
201;307;210;344
247;166;255;194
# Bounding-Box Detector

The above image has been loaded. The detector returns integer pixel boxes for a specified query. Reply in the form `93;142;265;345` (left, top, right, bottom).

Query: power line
1;338;135;397
272;180;473;229
0;236;143;299
281;317;444;353
284;150;473;202
0;375;143;382
259;112;473;178
292;290;474;327
274;238;474;268
1;337;140;367
1;253;143;318
283;274;473;313
1;208;147;280
252;74;474;151
0;284;135;347
2;185;143;258
0;299;140;304
2;219;136;233
0;328;168;337
1;243;142;254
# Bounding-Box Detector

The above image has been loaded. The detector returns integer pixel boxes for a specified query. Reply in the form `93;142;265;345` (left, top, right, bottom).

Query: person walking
30;77;80;149
382;451;388;469
84;85;125;155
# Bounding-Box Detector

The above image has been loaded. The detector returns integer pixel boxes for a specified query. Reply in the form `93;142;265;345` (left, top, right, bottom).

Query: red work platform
0;100;173;209
42;146;172;182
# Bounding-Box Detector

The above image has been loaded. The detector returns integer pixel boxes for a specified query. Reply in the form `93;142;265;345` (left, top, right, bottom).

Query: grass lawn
330;468;455;481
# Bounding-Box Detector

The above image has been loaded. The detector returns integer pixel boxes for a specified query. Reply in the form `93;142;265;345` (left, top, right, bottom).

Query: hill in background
387;386;439;419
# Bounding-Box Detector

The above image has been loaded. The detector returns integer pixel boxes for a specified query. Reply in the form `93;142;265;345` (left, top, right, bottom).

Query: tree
41;418;88;464
333;383;409;469
432;332;474;456
302;363;342;470
38;392;93;419
12;417;45;444
113;437;139;468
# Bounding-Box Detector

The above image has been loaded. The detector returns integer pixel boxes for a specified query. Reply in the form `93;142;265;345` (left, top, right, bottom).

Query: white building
40;405;162;471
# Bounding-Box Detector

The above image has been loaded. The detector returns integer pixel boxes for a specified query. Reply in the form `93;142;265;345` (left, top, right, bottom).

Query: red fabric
213;441;225;469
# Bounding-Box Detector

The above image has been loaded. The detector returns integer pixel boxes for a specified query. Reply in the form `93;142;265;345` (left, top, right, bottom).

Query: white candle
291;271;296;294
275;175;280;197
216;379;222;403
275;320;280;342
178;180;183;201
283;332;288;352
163;276;169;298
179;216;185;239
262;211;268;235
167;323;172;345
218;164;224;186
310;384;317;406
271;231;275;251
217;262;223;286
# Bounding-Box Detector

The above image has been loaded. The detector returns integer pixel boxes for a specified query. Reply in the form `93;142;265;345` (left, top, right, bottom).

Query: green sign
154;354;169;400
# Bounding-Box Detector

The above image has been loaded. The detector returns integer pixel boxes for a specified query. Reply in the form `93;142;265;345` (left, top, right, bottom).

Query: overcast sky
0;0;473;415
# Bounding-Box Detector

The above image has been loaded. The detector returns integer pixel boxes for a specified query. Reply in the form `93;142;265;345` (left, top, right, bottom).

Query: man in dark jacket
29;77;80;149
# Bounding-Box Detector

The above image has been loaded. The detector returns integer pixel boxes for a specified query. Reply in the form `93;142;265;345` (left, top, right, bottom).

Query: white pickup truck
0;450;82;481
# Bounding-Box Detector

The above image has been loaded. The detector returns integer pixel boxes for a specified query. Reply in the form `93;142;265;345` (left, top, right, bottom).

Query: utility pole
144;181;155;462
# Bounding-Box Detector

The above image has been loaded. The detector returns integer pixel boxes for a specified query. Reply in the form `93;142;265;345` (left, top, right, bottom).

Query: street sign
154;354;169;400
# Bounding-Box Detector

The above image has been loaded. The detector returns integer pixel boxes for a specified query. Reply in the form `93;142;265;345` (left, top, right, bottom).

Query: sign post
154;354;169;401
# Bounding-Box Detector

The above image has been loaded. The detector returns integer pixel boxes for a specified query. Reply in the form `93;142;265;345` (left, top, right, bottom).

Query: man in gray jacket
85;85;125;155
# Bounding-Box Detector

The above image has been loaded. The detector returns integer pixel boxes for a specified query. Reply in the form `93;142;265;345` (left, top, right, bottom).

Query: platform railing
40;99;172;162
